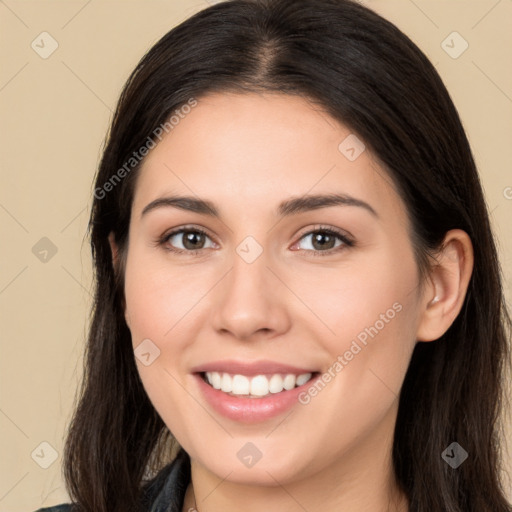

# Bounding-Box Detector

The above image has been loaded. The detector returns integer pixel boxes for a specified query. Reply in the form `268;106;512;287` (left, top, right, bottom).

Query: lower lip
193;373;320;423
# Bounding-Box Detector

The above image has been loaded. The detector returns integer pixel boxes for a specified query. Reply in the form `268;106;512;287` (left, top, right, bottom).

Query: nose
210;248;291;342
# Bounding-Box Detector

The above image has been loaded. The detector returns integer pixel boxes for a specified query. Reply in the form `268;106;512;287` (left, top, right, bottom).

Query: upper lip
190;359;317;376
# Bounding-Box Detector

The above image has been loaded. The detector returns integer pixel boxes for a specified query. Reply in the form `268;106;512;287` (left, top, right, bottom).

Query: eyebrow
140;193;378;219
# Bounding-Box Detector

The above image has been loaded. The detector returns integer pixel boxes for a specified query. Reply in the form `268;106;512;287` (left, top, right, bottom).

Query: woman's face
121;92;429;485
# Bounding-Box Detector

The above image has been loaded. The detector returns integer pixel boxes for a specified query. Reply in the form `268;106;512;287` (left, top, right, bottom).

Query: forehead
132;92;406;224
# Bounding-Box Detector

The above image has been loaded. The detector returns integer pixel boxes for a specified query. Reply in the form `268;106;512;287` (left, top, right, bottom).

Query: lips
190;359;321;422
194;372;320;422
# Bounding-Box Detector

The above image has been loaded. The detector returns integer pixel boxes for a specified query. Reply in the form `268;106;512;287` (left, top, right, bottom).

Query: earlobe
416;229;474;342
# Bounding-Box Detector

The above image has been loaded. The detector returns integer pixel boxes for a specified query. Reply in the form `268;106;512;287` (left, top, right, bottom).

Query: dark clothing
33;449;191;512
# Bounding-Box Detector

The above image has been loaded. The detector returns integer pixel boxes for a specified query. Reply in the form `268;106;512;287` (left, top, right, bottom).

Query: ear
108;231;119;273
416;229;474;342
108;232;130;326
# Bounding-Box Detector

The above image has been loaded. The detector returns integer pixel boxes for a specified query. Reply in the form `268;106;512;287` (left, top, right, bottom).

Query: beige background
0;1;511;510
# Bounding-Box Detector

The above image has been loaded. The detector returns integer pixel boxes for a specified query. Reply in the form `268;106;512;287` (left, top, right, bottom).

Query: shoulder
31;451;190;512
32;505;73;512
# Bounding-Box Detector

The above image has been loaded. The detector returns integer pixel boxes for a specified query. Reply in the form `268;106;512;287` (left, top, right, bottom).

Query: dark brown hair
63;0;512;511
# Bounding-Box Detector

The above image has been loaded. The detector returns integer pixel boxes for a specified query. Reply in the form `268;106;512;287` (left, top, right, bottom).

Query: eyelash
156;225;354;257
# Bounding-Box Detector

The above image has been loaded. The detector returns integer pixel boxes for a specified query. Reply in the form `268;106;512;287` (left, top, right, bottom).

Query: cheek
124;266;169;344
310;243;420;398
122;249;201;428
123;246;208;345
295;272;419;464
298;243;420;349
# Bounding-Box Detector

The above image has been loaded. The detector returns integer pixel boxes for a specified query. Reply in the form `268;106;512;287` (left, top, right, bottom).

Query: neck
182;402;408;512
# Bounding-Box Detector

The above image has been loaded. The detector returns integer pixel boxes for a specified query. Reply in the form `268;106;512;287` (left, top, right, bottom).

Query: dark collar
142;448;191;512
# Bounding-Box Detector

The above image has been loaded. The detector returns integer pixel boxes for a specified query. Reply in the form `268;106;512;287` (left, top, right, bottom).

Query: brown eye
309;232;338;250
294;228;354;256
161;228;216;254
180;231;207;250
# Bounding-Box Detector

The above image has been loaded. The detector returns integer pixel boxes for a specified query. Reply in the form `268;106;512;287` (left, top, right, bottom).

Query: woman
35;0;512;511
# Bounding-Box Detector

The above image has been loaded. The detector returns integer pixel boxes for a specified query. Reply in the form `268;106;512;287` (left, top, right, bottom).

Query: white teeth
221;373;232;393
250;375;269;396
232;374;250;395
296;373;311;386
204;372;313;397
283;374;296;390
210;372;222;389
268;374;284;394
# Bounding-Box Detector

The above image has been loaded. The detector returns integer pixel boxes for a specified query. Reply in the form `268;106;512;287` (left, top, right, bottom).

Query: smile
202;371;315;398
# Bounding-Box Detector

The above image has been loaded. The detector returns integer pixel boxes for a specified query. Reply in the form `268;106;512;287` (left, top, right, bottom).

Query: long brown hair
63;1;512;510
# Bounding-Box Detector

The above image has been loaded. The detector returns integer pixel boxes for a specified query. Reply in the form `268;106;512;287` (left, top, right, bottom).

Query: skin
110;92;473;512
